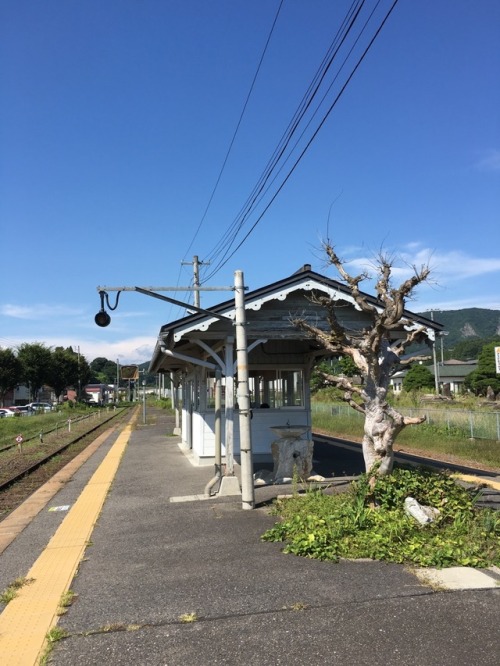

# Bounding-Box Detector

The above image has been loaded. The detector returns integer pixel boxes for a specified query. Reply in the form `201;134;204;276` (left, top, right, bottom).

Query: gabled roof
149;265;443;373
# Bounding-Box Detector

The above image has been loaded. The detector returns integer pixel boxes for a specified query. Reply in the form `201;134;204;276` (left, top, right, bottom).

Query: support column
224;337;235;475
218;337;241;497
234;269;255;510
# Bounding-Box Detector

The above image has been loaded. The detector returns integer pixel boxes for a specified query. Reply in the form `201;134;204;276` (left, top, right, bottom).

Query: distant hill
418;308;500;352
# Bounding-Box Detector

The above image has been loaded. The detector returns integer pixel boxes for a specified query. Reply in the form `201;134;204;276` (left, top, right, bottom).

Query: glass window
204;369;305;409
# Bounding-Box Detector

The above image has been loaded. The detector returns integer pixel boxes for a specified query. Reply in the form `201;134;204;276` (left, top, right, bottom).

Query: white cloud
0;303;84;319
417;296;500;312
0;332;155;365
343;245;500;283
80;338;156;364
474;149;500;172
402;248;500;281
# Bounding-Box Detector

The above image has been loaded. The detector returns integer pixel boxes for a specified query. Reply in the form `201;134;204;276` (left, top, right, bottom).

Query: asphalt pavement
0;408;499;665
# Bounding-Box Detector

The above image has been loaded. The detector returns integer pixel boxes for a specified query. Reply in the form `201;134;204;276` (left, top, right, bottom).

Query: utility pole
181;255;210;308
234;270;255;510
429;311;440;394
77;346;81;400
116;359;120;403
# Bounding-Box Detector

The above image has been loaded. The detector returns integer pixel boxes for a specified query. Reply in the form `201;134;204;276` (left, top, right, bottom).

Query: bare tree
293;243;434;479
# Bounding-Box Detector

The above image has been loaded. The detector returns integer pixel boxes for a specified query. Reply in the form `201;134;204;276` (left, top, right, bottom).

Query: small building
432;359;478;394
84;383;112;405
4;384;55;407
390;359;478;395
148;265;442;468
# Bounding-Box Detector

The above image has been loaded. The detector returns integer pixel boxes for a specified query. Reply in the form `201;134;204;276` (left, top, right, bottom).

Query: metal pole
193;255;200;308
116;359;119;403
142;379;146;424
432;342;439;394
429;313;440;395
234;270;255;510
214;369;222;474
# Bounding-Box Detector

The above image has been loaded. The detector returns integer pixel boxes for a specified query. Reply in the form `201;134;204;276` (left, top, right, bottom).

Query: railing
311;402;500;442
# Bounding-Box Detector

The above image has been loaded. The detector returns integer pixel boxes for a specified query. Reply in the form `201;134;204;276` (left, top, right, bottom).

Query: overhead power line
203;0;366;271
200;0;400;284
181;0;285;263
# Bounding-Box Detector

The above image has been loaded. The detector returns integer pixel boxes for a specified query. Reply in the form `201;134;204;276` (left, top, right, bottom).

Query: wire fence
311;402;500;442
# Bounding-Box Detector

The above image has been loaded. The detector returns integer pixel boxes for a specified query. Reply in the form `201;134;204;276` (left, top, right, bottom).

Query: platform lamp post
140;370;146;424
93;275;254;510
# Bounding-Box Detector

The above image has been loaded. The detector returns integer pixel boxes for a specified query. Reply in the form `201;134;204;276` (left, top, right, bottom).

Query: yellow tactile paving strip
0;411;138;665
454;473;500;492
0;428;116;556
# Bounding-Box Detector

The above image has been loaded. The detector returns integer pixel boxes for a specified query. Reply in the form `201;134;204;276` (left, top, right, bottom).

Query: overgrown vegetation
262;468;500;568
0;404;121;449
151;397;172;410
56;590;77;616
0;576;35;605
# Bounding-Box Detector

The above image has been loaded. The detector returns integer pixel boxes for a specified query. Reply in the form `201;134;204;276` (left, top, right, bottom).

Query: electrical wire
203;0;366;271
201;0;400;283
205;0;383;273
181;0;285;263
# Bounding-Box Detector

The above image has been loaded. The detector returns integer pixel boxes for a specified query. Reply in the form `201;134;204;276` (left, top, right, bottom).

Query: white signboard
495;346;500;374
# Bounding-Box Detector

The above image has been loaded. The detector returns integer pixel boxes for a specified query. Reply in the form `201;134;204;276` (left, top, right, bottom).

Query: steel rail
0;409;127;493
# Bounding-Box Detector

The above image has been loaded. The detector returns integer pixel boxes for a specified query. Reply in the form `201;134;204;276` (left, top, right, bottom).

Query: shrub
262;468;500;568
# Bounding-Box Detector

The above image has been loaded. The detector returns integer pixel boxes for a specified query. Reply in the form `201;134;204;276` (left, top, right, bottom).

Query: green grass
262;468;500;568
312;404;500;469
0;405;126;449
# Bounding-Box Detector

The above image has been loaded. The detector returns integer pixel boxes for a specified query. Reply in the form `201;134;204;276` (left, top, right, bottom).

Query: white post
235;270;255;510
142;379;146;424
224;338;235;475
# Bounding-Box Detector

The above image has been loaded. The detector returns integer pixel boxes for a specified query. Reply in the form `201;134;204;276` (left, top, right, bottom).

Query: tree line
0;344;153;405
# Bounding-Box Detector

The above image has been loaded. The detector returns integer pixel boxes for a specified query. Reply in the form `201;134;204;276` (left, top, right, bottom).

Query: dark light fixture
94;290;121;328
95;309;111;327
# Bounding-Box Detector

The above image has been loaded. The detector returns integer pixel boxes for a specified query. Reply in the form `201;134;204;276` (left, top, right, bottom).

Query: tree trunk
361;399;398;477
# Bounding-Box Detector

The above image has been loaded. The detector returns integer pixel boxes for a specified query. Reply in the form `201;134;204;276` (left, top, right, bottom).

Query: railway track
0;407;132;517
0;412;105;454
312;432;500;510
312;431;500;477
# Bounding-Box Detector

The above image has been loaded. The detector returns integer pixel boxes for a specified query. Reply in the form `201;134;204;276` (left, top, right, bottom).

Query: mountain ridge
418;308;500;351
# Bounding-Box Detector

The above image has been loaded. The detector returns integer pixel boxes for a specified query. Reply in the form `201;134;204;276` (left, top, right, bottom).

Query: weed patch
39;626;69;665
262;468;500;568
0;577;35;605
179;612;198;623
56;590;77;615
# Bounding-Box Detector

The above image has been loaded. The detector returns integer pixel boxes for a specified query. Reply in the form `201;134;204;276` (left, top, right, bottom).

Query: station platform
0;407;499;666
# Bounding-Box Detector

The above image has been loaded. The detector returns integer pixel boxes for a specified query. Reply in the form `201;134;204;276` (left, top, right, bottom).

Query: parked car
15;405;34;415
0;408;16;418
26;402;53;412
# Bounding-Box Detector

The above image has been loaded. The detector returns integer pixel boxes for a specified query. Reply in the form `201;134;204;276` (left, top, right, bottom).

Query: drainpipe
204;369;222;496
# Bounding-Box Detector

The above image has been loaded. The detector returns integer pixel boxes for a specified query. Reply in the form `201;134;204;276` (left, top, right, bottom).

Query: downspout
204;368;222;496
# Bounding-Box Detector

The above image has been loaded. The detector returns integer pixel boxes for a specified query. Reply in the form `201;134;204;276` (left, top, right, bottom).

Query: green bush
262;468;500;568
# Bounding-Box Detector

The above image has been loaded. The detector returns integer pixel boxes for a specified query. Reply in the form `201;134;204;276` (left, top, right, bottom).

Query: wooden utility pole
181;255;210;308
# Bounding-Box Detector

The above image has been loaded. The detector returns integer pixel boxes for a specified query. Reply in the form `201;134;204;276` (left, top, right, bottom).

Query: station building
148;264;442;468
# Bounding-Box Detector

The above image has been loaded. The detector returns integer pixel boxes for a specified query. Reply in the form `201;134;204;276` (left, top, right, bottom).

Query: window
250;370;304;408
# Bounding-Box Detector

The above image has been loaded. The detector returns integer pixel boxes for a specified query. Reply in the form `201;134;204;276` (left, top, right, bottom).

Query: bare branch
398;354;432;367
392;325;431;356
291;317;342;354
323;242;380;318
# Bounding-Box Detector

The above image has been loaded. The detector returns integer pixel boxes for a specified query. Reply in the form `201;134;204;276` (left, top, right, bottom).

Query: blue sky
1;0;499;365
